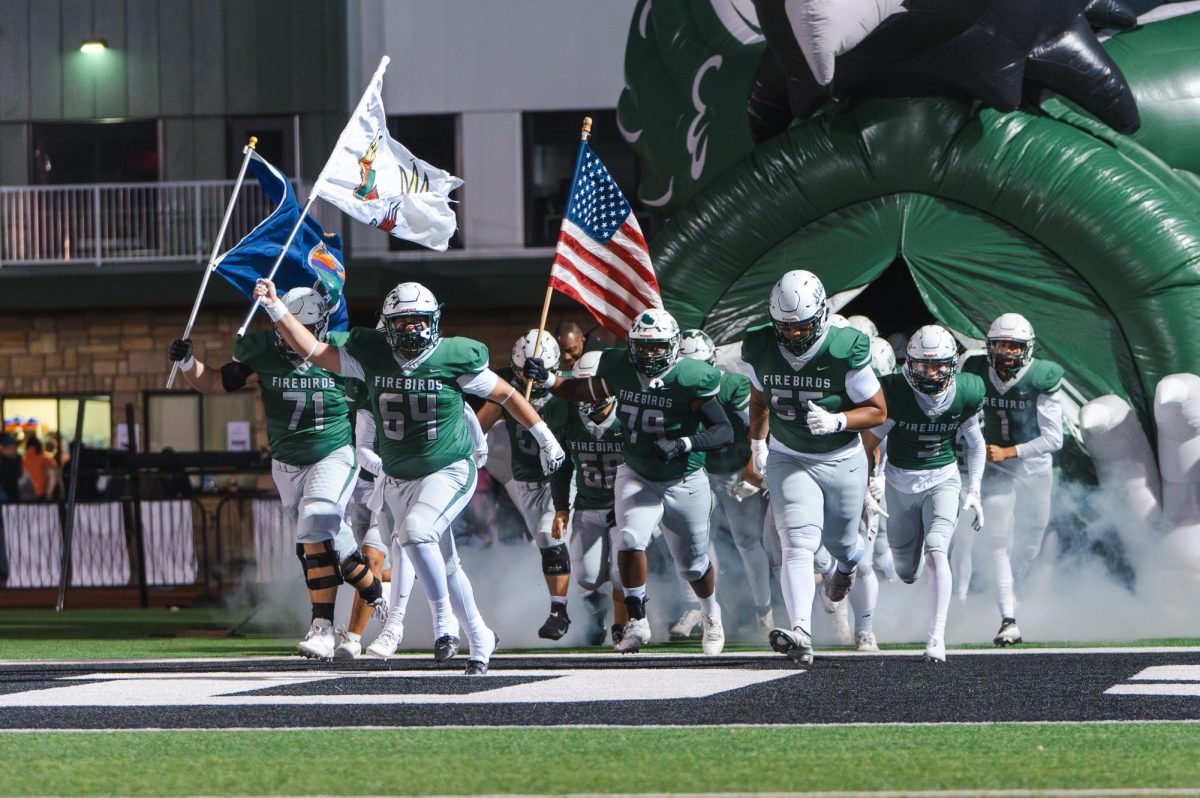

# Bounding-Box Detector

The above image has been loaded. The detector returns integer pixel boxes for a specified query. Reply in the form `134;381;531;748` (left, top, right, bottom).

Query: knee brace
340;550;382;602
296;541;343;591
541;543;571;576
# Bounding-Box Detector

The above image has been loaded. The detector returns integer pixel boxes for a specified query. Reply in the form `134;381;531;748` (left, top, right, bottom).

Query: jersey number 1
282;391;324;432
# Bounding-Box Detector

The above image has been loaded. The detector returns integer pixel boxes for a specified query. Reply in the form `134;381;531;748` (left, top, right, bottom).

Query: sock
951;524;975;599
738;545;773;608
388;538;416;626
925;550;953;642
697;591;720;618
624;584;647;620
550;595;567;609
850;564;878;635
406;541;457;639
447;566;493;661
345;631;361;643
780;546;815;632
991;544;1016;619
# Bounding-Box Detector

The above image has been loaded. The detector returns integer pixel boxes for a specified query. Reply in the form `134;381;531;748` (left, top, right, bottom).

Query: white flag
314;57;463;251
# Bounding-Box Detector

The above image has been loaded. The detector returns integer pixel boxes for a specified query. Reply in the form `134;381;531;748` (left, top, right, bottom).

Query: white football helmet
846;315;879;338
986;312;1036;377
904;325;959;395
627;308;681;378
770;270;827;355
679;329;717;365
869;336;896;375
572;349;615;417
381;282;440;354
275;287;330;360
511;330;561;400
827;313;849;328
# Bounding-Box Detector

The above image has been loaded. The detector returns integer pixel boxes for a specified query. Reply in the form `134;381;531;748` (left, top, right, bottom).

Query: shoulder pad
232;331;269;365
345;326;385;355
441;337;490;375
828;327;871;368
1031;360;1064;393
326;330;350;347
596;347;628;377
740;325;773;363
957;372;987;409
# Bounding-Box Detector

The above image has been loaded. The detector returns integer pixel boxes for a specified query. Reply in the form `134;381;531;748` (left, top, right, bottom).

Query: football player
961;313;1063;646
168;287;386;660
549;350;629;646
476;331;574;640
740;270;886;666
524;309;733;655
846;315;879;339
258;278;565;674
679;329;774;637
861;325;986;662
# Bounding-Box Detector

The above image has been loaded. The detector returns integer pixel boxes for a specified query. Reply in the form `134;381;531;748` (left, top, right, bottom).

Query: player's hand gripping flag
549;142;662;336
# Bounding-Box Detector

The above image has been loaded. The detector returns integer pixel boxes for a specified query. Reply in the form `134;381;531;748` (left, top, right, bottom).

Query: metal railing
0;179;314;267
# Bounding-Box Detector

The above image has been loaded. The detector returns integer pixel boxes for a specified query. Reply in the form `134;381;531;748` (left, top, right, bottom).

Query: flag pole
234;192;321;338
526;116;592;399
167;137;258;388
234;55;394;338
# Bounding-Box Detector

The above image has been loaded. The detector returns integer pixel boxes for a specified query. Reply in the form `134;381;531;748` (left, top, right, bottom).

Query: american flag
550;142;662;336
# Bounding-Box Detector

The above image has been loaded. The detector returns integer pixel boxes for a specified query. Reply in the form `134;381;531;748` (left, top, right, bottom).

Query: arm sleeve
219;361;254;392
457;368;500;398
462;404;486;451
961;415;986;495
550;457;574;512
337;347;365;381
846;365;881;404
1015;393;1064;459
685;398;734;453
354;410;383;477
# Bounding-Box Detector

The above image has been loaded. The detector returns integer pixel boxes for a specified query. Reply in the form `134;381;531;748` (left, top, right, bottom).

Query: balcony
0;180;322;267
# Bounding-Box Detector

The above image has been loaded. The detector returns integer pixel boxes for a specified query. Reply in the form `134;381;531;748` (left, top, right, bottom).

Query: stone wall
0;303;597;448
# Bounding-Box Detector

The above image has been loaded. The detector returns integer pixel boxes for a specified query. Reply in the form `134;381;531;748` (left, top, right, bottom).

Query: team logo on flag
354;134;382;201
308;239;345;302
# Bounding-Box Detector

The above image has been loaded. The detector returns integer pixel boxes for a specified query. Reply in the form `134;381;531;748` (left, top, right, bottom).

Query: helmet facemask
383;310;440;356
987;337;1034;379
904;355;957;395
629;335;679;378
773;311;825;357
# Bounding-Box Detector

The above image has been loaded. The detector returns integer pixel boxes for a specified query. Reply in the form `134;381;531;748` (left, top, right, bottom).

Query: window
2;396;112;449
31;121;159;184
522;110;647;247
387;114;461;250
146;393;256;454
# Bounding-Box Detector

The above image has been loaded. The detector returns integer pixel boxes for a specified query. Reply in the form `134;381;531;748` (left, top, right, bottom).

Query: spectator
22;436;58;501
0;434;21;502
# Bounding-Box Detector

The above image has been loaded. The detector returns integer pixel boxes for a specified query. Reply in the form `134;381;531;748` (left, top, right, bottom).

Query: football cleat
366;623;404;658
924;636;947;663
369;598;390;622
611;624;625;646
333;633;361;661
856;630;880;653
433;634;460;662
993;618;1023;647
616;617;651;653
465;630;499;676
669;608;703;639
538;606;571;640
755;607;775;638
297;618;336;661
823;567;855;608
464;659;489;676
700;613;725;656
769;626;814;666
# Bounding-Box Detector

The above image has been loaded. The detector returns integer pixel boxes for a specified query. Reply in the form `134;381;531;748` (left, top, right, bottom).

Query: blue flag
215;151;348;330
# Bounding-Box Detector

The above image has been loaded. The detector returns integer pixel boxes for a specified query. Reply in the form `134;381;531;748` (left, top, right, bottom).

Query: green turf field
2;608;1197;660
4;724;1200;796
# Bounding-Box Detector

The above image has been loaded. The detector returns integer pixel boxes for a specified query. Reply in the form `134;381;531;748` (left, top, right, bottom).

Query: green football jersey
595;348;722;481
562;407;625;510
879;372;985;470
342;331;488;480
740;325;872;454
496;367;570;483
233;331;352;467
705;371;752;475
962;356;1063;447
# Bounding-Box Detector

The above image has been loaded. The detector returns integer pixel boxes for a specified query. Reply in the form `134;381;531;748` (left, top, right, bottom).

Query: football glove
653;438;688;462
806;401;847;435
523;356;550;384
539;439;567;475
868;475;885;504
731;477;761;502
169;338;193;363
472;445;488;469
960;490;985;531
750;438;769;478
